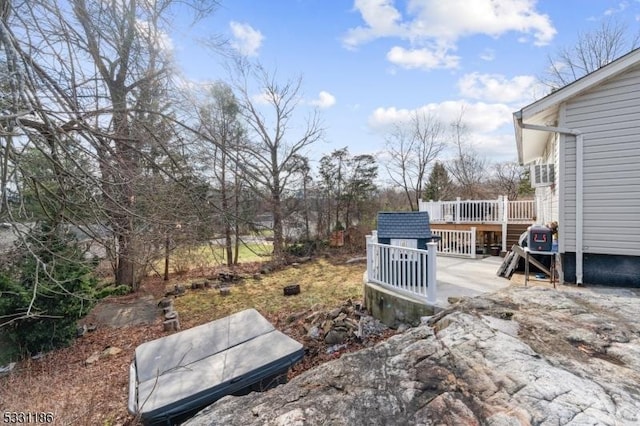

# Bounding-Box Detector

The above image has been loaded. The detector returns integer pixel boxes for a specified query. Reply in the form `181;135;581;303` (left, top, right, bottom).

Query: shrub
0;223;97;355
285;239;326;257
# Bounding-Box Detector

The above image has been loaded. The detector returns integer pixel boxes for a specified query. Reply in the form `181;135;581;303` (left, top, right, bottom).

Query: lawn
161;241;272;275
175;257;365;327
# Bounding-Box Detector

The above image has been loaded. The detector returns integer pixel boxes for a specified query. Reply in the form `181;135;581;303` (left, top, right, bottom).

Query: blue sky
170;0;640;171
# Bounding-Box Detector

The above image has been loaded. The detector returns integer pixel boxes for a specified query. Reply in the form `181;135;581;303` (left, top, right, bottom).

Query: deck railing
419;196;535;224
433;228;477;259
366;238;437;303
508;200;536;222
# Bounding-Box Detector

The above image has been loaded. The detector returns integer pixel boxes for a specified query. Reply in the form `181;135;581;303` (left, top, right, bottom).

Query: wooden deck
421;197;536;255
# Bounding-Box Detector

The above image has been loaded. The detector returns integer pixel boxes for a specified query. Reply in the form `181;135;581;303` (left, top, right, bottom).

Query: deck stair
505;223;530;251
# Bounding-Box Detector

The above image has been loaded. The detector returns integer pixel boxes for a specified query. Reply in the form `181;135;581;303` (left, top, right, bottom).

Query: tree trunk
220;152;233;266
116;230;136;289
272;191;284;258
164;234;170;281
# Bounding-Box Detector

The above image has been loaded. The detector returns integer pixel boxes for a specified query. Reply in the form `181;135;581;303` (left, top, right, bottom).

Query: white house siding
534;134;560;226
561;65;640;257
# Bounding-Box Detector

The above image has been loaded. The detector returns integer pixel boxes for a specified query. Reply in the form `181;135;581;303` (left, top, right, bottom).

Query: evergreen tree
424;162;453;201
0;223;97;355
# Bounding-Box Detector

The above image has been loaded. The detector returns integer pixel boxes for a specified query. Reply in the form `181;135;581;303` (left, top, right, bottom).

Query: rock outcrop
186;286;640;426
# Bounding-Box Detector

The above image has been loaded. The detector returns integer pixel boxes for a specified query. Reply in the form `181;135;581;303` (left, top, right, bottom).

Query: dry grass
155;242;272;276
0;256;367;425
175;258;365;328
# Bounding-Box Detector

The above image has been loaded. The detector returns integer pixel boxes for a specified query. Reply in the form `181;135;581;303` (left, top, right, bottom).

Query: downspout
517;121;584;285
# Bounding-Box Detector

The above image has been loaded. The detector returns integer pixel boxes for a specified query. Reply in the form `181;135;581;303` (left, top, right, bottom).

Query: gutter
515;119;585;285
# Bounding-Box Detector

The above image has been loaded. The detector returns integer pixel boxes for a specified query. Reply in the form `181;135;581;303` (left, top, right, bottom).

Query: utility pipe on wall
517;122;584;285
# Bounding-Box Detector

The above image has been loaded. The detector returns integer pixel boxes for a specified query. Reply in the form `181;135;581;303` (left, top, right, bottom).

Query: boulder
186;286;640;425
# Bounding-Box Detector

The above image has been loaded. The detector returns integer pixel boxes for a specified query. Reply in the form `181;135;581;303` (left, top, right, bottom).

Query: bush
285;239;327;257
0;223;97;355
94;284;131;299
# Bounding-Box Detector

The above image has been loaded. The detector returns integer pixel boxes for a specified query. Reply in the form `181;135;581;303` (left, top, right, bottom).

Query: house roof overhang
513;47;640;165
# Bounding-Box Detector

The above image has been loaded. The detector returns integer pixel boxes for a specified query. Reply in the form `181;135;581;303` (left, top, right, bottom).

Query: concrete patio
434;255;511;307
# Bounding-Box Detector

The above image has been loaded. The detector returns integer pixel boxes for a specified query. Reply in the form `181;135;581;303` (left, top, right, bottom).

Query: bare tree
542;17;640;89
0;0;219;289
447;111;488;199
232;62;323;258
384;111;445;211
491;161;529;201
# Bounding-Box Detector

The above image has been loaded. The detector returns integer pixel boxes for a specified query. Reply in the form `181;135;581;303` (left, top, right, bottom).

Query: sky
169;0;640;173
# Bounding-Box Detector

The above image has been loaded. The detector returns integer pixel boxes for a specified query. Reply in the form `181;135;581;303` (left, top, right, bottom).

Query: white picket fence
366;239;437;303
432;228;477;259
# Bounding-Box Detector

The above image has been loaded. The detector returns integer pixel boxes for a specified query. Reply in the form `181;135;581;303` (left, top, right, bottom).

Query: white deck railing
366;239;437;303
508;200;536;222
433;228;477;259
419;196;535;224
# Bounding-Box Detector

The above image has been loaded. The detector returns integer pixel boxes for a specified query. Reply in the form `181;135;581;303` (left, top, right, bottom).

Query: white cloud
310;91;336;108
251;91;274;105
404;0;556;46
604;2;628;16
369;101;518;162
457;72;543;104
386;45;460;69
230;21;264;57
344;0;556;69
343;0;406;48
479;48;495;61
136;19;174;53
368;100;512;134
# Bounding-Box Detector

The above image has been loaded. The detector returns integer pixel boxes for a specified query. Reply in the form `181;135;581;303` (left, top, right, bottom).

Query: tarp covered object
128;308;304;425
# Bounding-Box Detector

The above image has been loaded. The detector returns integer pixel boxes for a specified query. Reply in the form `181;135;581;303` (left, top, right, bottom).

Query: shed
377;211;438;249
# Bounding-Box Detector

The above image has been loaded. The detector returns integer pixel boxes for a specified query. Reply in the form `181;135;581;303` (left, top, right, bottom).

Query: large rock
186;286;640;425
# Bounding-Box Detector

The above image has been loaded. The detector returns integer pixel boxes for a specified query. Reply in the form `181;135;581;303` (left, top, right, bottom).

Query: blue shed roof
377;211;432;239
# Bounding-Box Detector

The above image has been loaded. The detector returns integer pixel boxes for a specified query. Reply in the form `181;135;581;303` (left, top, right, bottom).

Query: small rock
328;308;342;319
325;329;348;345
307;326;322;340
326;344;348;354
253;274;263;280
420;316;433;325
86;352;100;364
158;298;173;308
220;287;231;296
101;347;123;358
0;362;16;377
77;324;87;337
397;323;411;333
